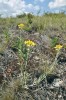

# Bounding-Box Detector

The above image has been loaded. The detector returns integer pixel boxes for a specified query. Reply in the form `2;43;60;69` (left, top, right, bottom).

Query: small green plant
51;37;59;47
3;30;10;43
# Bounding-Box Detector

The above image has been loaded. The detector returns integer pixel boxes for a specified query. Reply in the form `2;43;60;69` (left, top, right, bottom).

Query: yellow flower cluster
18;23;25;29
24;40;36;47
54;44;63;50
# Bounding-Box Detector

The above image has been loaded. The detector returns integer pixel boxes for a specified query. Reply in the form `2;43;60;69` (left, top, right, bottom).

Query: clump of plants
32;44;63;85
17;24;36;87
0;23;36;99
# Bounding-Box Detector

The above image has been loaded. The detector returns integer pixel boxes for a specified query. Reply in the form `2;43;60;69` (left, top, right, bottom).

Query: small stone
58;95;62;98
53;79;63;87
34;56;40;60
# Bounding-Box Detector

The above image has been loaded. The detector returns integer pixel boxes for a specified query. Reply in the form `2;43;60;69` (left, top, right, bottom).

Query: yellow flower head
54;44;63;51
24;40;36;47
18;23;25;29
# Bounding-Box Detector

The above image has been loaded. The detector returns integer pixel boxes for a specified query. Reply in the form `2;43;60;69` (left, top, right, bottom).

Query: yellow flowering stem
24;40;36;86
